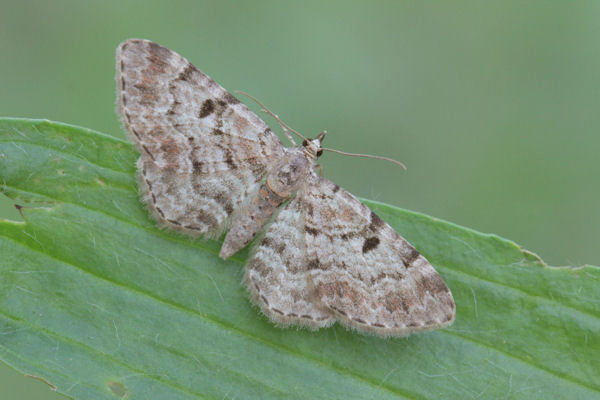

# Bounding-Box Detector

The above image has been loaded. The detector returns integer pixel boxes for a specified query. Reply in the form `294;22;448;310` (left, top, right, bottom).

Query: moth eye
316;149;323;157
302;139;309;147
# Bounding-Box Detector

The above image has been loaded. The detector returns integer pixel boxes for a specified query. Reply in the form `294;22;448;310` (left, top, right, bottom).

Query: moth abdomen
219;182;288;259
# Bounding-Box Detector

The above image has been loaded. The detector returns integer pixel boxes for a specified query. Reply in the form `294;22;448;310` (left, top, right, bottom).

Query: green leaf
0;118;598;399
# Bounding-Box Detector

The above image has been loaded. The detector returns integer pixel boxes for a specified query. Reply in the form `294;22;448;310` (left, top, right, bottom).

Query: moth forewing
117;39;455;337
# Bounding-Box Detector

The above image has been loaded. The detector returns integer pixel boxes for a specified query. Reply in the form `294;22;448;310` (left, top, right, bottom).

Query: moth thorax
266;151;311;196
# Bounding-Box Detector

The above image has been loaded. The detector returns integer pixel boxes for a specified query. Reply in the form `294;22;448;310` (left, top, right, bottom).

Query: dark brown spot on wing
223;92;240;104
133;83;154;94
384;294;410;314
362;236;380;253
177;63;196;82
371;271;404;285
305;225;319;236
402;247;420;267
199;99;215;118
260;128;275;149
261;237;274;248
422;273;451;296
225;152;236;169
305;202;314;217
166;100;181;118
276;241;286;253
132;81;159;106
307;258;322;270
213;191;234;215
369;211;385;233
249;260;271;279
148;42;172;69
340;232;358;241
196;208;219;230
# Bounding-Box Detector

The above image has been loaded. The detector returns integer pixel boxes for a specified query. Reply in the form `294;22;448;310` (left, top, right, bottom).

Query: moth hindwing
117;39;455;337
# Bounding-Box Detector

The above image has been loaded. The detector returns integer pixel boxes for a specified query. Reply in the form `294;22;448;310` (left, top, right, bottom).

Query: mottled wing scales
117;39;284;235
245;174;454;336
117;39;454;337
302;175;455;336
245;197;334;327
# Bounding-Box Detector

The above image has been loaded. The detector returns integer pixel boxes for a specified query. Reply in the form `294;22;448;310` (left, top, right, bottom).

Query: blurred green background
1;1;599;398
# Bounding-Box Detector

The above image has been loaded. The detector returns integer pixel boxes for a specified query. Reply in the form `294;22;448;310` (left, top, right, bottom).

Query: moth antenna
234;91;404;169
235;90;308;145
321;147;407;170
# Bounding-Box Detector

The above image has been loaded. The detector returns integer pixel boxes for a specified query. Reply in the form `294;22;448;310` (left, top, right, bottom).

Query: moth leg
315;164;324;176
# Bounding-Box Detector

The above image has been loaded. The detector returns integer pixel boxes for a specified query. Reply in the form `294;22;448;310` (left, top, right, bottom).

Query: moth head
302;131;326;159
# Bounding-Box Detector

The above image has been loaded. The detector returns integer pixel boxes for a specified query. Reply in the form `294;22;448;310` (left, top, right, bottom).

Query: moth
116;39;455;337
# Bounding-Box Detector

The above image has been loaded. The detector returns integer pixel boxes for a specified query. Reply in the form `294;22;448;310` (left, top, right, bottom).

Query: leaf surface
0;118;598;399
